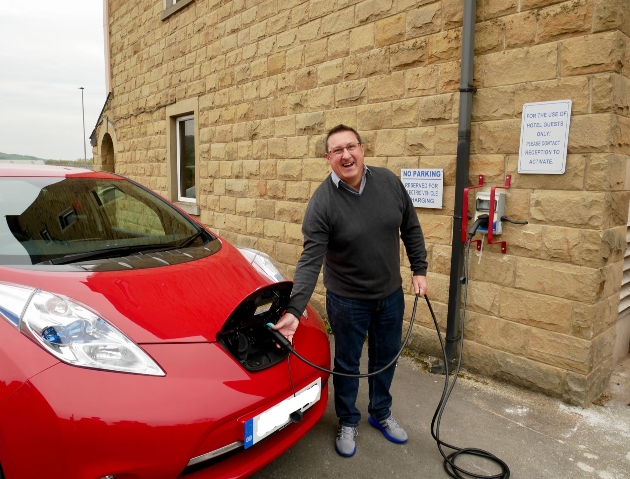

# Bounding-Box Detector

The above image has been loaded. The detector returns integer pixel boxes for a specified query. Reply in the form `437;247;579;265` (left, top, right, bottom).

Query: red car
0;164;330;479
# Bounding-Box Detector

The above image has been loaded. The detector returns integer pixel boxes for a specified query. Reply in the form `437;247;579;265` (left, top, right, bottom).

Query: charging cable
266;241;510;478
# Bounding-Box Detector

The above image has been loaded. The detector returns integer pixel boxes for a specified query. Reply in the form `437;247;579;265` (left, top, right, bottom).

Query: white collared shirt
330;165;370;195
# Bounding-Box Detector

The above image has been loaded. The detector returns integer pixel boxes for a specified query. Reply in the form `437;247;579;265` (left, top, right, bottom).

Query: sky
0;1;106;160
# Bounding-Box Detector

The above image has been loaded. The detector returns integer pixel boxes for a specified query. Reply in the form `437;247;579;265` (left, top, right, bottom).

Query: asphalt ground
253;341;630;479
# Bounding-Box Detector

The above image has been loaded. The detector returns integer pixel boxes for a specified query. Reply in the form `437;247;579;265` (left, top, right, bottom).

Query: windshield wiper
46;244;174;265
174;230;205;249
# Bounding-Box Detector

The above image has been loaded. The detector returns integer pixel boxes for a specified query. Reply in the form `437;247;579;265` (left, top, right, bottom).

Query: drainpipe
431;0;477;374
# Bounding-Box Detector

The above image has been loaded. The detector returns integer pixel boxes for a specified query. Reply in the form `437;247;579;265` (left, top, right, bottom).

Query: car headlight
237;247;288;283
0;282;165;376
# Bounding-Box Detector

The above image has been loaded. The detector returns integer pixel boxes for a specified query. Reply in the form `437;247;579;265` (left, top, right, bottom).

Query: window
161;0;194;21
177;115;196;203
166;98;199;215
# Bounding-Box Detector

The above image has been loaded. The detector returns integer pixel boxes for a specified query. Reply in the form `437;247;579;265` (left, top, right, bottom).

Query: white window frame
161;0;194;21
176;115;196;204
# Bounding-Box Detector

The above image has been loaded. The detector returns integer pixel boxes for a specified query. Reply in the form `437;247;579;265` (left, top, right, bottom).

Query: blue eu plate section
244;419;254;449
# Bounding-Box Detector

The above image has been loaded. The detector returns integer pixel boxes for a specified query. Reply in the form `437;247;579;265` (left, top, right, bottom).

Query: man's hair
325;124;362;152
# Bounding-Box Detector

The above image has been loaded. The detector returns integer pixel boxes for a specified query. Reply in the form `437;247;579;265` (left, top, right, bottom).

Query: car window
0;176;215;266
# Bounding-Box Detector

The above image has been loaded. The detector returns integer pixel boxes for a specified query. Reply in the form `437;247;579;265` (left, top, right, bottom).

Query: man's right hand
272;312;299;344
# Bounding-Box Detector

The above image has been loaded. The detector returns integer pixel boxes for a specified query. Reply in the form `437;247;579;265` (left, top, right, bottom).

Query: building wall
95;0;630;405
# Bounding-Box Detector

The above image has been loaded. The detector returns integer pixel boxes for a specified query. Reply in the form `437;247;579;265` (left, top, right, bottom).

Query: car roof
0;164;118;179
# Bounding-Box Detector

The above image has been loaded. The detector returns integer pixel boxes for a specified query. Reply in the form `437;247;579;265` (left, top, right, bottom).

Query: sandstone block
296;112;325;135
350;23;375;53
561;31;625;77
514;77;589;115
530;190;607;228
499;224;543;259
325;107;358;130
477;119;521;154
405;64;439;98
430;244;452;275
593;0;629;33
285;221;304;244
286;136;309;158
358;102;393;131
485;0;517;19
264;219;285;241
287;92;309;115
472;86;515;121
539;225;582;264
309;0;334;20
355;0;395;25
537;0;592;44
226;179;249;197
268;52;286;76
563;359;613;406
390;39;427;70
475;19;504;55
585;153;626;191
235;198;256;217
260;160;277;179
305;38;328;67
321;7;355;37
268;138;287;159
441;0;463;29
528;329;593;374
468;154;505;185
336;79;368;107
504;11;537;49
592;74;630;116
469;251;516;287
500;287;573;333
428;29;462;64
406;127;435;155
286;181;312;202
275;116;296;138
476;315;530;356
572;295;617;340
506;154;586;191
368;72;404;103
438;60;483;93
406;2;441;39
275;201;305;223
484;44;557;87
318;59;344;86
492;349;565;396
309;85;336;111
435;124;458;155
375;13;406;47
343;56;361;80
374;129;406;156
466;280;502;316
359;48;390;78
287;46;304;71
328;31;350;59
278;159;303;181
303;158;330;181
419;214;453;245
219;195;237;214
515;257;605;302
418;94;454;125
267;180;286;199
392;99;420;128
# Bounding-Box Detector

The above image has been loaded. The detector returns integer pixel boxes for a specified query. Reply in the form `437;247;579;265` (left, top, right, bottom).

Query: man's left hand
413;275;428;297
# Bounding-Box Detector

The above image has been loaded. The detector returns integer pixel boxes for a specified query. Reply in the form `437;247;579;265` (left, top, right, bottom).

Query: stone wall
95;0;630;405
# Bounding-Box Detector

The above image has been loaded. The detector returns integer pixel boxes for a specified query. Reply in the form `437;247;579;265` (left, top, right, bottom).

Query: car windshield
0;176;211;266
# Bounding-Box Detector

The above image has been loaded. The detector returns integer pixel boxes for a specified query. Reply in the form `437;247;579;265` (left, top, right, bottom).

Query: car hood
0;240;285;344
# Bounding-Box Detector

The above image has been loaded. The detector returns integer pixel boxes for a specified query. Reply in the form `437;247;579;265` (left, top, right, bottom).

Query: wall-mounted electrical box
474;192;505;235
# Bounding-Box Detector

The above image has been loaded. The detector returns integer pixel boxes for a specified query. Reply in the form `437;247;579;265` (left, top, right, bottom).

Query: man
273;124;428;457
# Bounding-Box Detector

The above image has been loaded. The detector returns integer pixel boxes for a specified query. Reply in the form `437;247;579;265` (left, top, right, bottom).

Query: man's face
325;130;365;190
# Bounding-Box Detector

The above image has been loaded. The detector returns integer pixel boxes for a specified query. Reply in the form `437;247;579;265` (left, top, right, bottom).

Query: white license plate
244;377;321;449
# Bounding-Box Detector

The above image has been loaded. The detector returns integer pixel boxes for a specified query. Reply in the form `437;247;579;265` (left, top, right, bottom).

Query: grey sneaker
368;414;408;444
335;425;358;457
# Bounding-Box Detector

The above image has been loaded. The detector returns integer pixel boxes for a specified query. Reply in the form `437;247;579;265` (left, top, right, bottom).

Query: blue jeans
326;287;404;427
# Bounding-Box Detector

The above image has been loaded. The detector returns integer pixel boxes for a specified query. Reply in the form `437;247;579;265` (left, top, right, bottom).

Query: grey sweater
285;166;428;318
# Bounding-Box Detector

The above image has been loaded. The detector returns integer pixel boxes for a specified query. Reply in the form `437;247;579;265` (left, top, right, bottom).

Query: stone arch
97;120;118;173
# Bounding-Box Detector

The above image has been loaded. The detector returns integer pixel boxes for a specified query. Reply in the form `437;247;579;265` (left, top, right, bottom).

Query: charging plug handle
467;214;489;240
266;323;292;350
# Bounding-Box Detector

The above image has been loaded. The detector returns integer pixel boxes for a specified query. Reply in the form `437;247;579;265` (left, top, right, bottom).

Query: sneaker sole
335;444;356;457
368;416;408;444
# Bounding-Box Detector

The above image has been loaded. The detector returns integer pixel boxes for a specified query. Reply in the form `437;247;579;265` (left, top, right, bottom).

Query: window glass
178;116;195;201
0;177;210;266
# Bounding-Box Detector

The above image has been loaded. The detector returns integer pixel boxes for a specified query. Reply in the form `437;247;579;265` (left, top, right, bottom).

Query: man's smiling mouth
342;161;354;168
